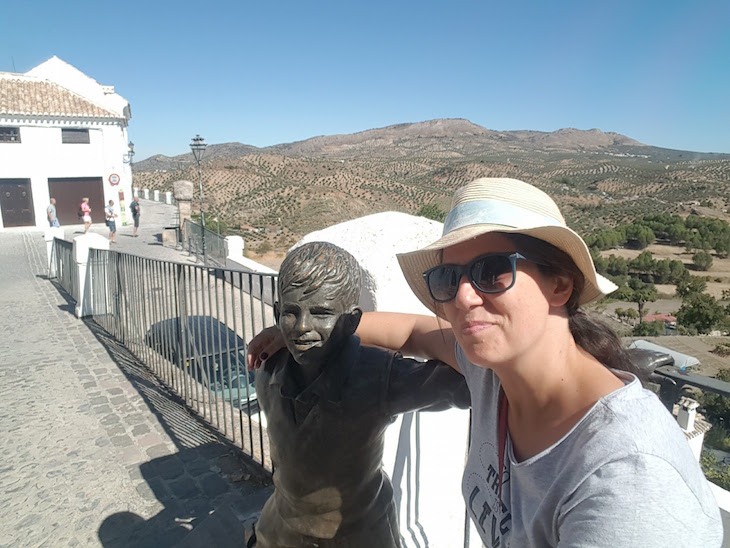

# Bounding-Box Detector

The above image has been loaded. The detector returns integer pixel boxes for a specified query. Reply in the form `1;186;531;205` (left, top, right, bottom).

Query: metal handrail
86;248;277;470
52;237;76;300
181;218;227;267
652;366;730;410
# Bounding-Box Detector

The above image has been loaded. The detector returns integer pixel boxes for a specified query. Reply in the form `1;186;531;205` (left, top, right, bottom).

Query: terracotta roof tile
0;75;117;118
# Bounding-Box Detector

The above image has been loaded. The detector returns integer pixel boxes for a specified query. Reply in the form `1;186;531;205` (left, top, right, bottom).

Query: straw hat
397;177;618;316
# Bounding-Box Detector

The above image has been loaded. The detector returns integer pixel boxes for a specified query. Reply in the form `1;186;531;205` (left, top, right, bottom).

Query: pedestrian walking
130;195;141;237
47;198;60;227
80;198;91;233
105;200;117;244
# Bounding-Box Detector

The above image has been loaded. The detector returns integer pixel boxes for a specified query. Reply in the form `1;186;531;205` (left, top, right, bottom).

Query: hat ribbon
443;199;564;236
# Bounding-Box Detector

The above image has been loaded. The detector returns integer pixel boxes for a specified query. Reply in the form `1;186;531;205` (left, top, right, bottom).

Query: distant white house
0;56;133;229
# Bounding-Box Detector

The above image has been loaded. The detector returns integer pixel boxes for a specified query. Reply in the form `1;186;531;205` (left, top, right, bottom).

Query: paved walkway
61;199;200;264
0;201;271;547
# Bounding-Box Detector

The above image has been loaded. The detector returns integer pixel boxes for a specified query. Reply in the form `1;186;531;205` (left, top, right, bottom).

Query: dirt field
600;244;730;299
245;251;286;271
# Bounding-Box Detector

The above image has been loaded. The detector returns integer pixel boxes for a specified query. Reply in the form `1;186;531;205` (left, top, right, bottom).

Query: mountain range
133;119;730;253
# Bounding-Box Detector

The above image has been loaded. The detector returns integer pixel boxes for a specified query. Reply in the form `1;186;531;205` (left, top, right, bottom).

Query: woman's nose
451;275;484;309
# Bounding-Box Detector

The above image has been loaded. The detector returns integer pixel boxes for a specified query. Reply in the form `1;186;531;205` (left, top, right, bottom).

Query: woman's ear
547;273;574;308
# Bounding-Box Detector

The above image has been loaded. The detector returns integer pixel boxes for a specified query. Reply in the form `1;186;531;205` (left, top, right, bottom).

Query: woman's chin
461;343;509;370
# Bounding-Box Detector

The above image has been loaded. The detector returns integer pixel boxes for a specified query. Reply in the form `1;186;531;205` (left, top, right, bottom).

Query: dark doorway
0;179;35;227
48;177;104;225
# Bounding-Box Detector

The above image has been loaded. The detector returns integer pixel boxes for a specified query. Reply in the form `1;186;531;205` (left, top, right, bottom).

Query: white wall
0;119;132;229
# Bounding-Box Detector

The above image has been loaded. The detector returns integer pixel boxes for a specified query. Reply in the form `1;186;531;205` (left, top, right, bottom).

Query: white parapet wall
73;233;110;318
137;187;172;204
225;235;278;275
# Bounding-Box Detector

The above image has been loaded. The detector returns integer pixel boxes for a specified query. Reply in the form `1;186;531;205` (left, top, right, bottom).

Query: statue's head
276;242;362;368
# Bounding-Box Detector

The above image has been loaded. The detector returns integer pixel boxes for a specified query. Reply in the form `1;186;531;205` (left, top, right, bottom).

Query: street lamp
125;141;136;204
190;134;208;266
124;141;135;164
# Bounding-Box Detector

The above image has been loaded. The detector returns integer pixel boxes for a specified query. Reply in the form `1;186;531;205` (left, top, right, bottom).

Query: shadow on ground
97;443;271;548
49;284;271;547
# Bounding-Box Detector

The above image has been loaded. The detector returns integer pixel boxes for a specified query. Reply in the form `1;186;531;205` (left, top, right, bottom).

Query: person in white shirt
105;200;118;244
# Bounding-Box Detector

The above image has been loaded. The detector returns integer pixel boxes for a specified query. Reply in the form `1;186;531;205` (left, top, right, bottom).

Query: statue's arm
357;312;459;371
385;356;470;415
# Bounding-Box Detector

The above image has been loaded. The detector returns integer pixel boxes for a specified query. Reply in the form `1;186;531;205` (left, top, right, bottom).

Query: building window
61;128;90;144
0;127;21;143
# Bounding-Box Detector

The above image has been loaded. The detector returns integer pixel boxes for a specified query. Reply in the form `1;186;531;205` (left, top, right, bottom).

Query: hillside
133;119;730;253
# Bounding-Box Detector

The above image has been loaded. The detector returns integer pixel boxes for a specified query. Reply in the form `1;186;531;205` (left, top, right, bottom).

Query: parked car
145;315;256;404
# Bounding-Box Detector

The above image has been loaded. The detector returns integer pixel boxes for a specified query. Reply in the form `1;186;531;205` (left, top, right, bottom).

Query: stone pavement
0;204;272;548
60;198;201;264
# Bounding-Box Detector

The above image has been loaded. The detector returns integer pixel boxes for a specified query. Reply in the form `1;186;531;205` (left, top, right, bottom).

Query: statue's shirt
255;335;469;547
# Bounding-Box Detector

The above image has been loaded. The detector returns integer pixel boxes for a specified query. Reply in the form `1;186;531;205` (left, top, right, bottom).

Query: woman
249;178;722;546
81;197;92;233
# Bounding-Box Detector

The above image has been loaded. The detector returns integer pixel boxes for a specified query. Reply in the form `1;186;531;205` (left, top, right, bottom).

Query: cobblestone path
0;230;270;547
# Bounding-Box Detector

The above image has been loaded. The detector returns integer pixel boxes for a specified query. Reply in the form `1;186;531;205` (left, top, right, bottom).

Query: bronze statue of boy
253;241;469;547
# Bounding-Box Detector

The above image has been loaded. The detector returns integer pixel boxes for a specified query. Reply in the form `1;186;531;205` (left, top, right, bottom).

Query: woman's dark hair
505;233;645;380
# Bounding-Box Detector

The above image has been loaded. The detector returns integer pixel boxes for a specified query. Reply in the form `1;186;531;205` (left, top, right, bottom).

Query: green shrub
701;452;730;491
712;343;730;357
692;251;713;271
257;241;272;254
632;320;665;336
416;203;447;222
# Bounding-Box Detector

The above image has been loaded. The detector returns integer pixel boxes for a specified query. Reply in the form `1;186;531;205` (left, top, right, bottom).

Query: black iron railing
652;366;730;410
86;248;277;470
182;218;227;267
53;238;76;300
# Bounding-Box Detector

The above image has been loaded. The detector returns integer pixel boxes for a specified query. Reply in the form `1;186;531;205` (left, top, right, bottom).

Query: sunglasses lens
426;254;519;302
427;266;460;302
471;255;514;293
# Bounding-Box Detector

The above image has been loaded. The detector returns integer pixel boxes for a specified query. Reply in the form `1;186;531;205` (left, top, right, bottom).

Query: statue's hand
247;326;283;370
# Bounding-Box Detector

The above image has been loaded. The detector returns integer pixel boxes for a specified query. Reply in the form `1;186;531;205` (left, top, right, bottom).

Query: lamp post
124;141;135;170
128;140;135;183
124;142;136;217
190;134;208;266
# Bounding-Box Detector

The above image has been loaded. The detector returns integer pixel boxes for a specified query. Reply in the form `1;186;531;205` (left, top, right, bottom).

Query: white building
0;56;133;229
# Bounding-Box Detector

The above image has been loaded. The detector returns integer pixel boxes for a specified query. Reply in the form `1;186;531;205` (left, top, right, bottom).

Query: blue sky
3;0;729;161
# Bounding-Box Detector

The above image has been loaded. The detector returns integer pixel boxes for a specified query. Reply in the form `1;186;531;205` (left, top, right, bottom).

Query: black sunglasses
423;252;532;303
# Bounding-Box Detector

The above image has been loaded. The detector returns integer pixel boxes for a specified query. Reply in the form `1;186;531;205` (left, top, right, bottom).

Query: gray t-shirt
456;344;723;548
